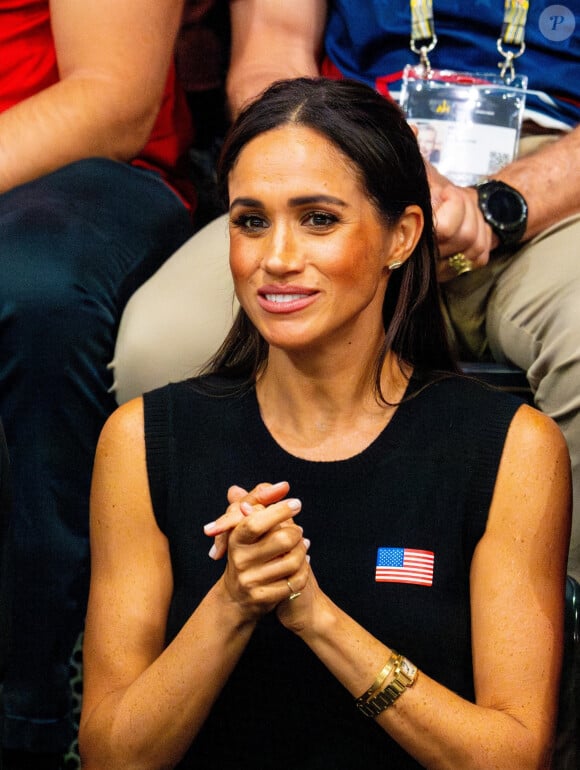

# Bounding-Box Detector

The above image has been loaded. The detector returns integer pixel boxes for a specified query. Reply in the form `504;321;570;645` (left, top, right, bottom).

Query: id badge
399;65;528;186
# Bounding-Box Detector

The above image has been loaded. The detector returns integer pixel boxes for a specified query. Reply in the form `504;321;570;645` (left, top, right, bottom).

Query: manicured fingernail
306;554;311;563
203;521;217;534
271;481;288;490
287;498;301;511
208;543;218;560
241;502;253;515
303;538;311;550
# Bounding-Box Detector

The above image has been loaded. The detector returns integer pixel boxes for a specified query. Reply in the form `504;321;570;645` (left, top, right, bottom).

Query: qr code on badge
487;151;510;173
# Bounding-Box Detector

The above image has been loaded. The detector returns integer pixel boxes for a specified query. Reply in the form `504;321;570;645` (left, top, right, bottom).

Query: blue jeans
0;158;193;752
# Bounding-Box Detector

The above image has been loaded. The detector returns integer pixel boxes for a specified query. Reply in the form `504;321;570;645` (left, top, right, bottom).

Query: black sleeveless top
143;374;522;769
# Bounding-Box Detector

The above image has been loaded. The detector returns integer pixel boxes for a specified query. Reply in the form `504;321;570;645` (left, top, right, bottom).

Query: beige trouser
110;212;235;400
443;213;580;581
112;207;580;580
490;216;580;580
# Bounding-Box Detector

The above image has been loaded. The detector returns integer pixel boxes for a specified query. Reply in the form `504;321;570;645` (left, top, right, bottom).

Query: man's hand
427;163;498;282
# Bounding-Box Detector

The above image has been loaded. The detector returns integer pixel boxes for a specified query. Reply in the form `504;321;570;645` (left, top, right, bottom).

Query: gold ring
448;252;473;276
287;580;301;601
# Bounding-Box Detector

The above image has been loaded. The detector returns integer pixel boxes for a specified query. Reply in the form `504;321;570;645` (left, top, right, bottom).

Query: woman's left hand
204;480;292;559
205;484;316;628
275;560;325;635
220;492;310;619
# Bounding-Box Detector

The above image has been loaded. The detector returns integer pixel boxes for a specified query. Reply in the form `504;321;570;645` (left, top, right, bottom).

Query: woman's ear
388;205;424;267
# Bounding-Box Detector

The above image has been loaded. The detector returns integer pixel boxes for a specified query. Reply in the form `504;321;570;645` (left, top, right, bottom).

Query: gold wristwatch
357;654;418;718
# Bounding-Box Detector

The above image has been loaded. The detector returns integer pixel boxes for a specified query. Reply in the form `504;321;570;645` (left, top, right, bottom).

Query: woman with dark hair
209;77;452;389
79;78;571;770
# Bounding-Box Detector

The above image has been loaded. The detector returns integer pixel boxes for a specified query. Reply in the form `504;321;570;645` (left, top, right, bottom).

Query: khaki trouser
441;134;580;579
442;213;580;580
111;212;237;400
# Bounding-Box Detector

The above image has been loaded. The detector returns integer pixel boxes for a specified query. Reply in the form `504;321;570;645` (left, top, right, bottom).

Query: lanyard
409;0;437;66
498;0;529;79
409;0;530;80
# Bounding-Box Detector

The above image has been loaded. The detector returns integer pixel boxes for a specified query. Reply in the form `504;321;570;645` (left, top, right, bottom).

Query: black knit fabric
143;374;522;769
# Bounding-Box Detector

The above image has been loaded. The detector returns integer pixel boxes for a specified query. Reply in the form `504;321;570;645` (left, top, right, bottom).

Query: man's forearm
0;0;185;194
0;77;159;194
494;125;580;241
227;0;326;117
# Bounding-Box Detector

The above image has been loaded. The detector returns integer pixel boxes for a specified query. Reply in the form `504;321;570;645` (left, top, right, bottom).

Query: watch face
486;188;524;228
478;181;528;245
400;658;413;677
399;657;417;683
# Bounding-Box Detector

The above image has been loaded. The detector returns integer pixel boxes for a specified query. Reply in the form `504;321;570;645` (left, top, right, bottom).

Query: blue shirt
324;0;579;127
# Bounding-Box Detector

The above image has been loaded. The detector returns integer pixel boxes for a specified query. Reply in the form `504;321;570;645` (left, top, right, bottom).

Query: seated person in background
0;1;195;767
79;78;571;770
175;0;231;229
111;0;580;584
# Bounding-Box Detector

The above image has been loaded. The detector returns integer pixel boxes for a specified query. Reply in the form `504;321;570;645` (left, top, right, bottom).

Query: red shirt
0;0;195;207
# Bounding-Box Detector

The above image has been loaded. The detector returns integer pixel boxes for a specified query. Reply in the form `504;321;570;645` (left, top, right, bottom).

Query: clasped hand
204;481;312;625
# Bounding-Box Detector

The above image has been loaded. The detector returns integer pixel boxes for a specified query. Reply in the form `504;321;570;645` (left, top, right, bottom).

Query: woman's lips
257;287;319;314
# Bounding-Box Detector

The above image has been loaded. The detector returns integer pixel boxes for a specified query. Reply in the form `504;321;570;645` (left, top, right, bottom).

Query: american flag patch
375;547;434;586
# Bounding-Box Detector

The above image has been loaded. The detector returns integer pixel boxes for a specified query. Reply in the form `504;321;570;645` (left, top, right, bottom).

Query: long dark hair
203;77;457;395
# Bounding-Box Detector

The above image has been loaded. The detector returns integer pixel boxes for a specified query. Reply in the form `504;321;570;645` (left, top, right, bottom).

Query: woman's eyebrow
229;194;348;213
288;195;347;207
230;197;263;211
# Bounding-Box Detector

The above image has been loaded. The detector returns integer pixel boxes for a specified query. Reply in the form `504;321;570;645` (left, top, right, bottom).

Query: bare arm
278;405;571;768
0;0;185;194
79;400;307;770
227;0;327;117
79;399;257;770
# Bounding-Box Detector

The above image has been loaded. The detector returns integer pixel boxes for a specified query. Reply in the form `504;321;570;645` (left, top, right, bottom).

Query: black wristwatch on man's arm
473;179;528;248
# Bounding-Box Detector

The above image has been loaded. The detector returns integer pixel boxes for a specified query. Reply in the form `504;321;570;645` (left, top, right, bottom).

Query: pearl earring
388;261;403;271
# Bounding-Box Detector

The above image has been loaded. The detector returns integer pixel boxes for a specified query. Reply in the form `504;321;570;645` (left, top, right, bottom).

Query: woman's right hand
214;486;310;620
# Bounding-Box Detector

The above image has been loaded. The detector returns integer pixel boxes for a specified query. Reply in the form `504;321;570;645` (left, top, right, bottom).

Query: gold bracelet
354;651;398;708
355;651;418;718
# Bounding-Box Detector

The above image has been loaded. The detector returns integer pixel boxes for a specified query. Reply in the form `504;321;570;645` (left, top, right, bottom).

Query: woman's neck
255;347;411;461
